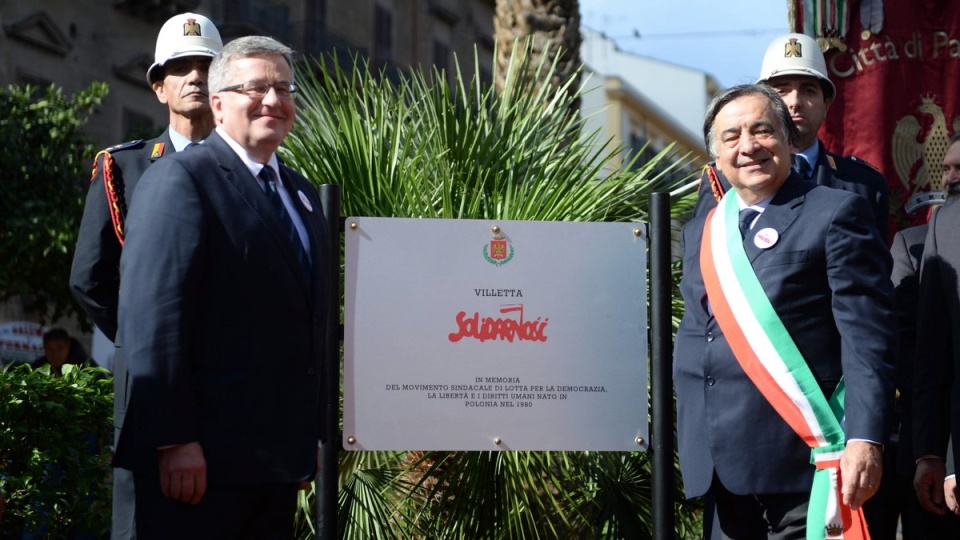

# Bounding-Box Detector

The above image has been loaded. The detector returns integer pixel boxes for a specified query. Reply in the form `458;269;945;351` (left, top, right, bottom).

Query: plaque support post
650;192;675;540
317;184;341;539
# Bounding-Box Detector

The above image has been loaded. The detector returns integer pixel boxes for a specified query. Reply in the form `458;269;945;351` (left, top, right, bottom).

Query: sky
579;0;791;88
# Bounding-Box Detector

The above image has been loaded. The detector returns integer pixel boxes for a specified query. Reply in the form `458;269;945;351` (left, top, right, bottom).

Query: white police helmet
758;33;836;100
146;13;223;85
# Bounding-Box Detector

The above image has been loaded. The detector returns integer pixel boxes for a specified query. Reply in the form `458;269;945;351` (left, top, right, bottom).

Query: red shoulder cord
92;150;126;246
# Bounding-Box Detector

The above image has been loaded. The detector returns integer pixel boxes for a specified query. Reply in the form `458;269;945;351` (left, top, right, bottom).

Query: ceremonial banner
343;218;648;451
791;0;960;225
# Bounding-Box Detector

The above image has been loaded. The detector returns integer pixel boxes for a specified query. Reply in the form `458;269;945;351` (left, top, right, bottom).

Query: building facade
1;0;496;149
580;27;717;178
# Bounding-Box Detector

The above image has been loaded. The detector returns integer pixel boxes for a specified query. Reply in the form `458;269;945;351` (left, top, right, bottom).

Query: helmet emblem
183;18;202;37
785;38;802;58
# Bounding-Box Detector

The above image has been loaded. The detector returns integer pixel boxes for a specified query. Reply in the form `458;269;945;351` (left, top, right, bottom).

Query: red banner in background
792;0;960;226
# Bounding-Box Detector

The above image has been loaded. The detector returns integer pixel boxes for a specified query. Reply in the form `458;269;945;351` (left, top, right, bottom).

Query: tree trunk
494;0;581;109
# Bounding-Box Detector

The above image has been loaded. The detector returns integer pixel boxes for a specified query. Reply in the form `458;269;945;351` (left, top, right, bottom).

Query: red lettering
447;304;549;343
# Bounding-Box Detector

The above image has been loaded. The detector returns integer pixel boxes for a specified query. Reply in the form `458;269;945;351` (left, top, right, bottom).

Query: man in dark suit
115;35;328;538
912;134;960;522
675;83;897;538
693;33;888;241
68;12;222;539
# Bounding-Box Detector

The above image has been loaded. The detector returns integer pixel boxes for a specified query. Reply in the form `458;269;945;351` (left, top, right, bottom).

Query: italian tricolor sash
699;192;870;540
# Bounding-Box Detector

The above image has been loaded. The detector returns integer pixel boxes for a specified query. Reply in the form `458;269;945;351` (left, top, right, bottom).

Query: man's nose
261;86;283;105
781;90;800;108
739;133;762;151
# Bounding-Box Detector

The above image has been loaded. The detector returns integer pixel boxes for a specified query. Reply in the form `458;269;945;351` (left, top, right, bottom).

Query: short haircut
42;327;70;344
703;84;801;159
209;36;295;94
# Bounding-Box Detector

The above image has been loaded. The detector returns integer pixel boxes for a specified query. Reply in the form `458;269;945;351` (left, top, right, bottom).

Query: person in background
30;328;89;376
68;12;223;540
911;133;960;531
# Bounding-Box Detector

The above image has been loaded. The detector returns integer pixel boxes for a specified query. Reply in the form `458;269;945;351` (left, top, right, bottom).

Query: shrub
0;363;113;538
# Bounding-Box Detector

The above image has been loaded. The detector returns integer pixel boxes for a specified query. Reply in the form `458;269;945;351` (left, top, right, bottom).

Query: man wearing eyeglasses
69;12;222;540
113;35;329;537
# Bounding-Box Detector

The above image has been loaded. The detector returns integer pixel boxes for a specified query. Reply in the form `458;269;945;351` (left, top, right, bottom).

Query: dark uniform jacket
693;141;890;241
70;130;175;342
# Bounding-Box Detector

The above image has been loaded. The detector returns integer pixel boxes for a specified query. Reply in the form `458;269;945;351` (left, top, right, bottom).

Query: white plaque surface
343;217;648;451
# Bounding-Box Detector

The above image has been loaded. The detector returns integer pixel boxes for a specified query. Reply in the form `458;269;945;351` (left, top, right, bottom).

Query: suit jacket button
706;376;716;386
706;332;715;342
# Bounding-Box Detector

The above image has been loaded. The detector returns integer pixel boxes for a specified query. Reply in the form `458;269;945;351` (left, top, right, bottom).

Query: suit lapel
205;133;314;299
743;173;810;263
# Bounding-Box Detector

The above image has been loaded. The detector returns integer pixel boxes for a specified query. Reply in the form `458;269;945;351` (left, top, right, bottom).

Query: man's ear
153;80;167;104
210;93;223;124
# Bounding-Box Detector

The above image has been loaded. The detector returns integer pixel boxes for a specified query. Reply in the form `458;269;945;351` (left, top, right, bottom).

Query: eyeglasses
218;81;298;100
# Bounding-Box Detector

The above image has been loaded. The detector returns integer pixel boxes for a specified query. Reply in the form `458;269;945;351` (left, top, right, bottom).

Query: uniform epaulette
103;139;145;153
844;154;883;175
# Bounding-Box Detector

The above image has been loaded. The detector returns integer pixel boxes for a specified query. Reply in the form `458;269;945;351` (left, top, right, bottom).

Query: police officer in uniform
693;32;889;241
69;12;222;539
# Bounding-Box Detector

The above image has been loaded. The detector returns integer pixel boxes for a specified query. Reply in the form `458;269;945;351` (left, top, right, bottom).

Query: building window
374;5;393;69
16;70;53;89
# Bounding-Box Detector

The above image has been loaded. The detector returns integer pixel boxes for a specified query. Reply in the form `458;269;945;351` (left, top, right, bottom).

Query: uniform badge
826;154;837;171
297;190;313;212
754;228;779;249
184;18;201;37
785;38;802;58
150;142;166;159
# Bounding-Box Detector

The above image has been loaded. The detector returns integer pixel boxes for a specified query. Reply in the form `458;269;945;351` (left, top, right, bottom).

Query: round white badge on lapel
753;228;779;249
297;190;314;212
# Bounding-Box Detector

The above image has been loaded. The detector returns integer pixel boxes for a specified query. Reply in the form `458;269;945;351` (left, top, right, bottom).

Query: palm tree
283;41;701;539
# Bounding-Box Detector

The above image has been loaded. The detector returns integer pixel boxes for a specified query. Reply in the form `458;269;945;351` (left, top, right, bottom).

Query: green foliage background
282;45;701;539
0;364;113;537
0;45;703;539
0;83;107;325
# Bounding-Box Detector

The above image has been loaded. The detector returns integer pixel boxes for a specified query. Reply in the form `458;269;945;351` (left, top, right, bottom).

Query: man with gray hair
694;33;889;242
674;84;896;538
114;35;329;536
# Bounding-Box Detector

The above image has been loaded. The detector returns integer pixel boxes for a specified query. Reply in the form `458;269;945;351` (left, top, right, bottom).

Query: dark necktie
793;154;812;178
739;208;760;238
259;166;312;277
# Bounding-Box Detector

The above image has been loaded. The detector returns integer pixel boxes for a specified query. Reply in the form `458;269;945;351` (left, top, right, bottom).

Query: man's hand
945;476;958;514
840;440;883;510
158;442;207;504
913;457;947;515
